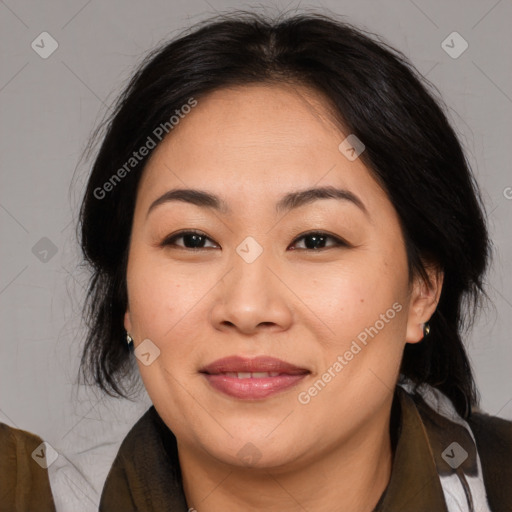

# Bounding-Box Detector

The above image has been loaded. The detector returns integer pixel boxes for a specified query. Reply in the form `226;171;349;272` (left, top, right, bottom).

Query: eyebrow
146;185;369;218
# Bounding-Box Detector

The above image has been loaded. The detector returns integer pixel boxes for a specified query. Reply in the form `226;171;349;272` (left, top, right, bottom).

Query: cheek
126;259;199;413
304;257;407;337
301;270;408;402
126;252;201;336
306;262;410;398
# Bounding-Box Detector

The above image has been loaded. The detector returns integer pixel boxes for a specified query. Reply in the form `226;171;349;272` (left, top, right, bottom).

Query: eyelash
160;229;349;251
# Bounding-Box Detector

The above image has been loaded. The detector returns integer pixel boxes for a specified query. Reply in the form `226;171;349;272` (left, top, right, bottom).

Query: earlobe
406;318;428;344
405;265;443;344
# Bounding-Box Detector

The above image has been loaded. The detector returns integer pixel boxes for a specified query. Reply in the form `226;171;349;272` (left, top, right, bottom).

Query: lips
200;356;310;400
200;355;309;375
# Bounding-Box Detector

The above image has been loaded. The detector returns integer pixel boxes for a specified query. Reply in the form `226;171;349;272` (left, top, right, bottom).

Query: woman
78;11;512;511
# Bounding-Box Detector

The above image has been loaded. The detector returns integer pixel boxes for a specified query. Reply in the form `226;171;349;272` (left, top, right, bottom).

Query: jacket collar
375;386;449;511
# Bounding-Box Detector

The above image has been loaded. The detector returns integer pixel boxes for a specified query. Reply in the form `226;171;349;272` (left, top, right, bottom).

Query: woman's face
124;83;439;469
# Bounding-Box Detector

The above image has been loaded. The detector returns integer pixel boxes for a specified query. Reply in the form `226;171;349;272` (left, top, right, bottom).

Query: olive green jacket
99;386;512;511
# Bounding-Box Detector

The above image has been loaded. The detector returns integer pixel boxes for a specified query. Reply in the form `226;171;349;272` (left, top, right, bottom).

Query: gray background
1;0;511;509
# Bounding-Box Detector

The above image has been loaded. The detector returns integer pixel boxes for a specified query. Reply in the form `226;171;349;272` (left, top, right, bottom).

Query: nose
209;251;294;335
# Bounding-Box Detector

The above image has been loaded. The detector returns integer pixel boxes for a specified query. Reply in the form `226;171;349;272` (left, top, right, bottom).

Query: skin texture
124;82;443;512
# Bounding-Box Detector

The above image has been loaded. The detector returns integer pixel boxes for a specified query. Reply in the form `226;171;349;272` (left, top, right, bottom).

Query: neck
179;401;394;512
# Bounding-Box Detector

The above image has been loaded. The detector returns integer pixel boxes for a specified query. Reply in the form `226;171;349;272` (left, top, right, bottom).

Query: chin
200;430;306;470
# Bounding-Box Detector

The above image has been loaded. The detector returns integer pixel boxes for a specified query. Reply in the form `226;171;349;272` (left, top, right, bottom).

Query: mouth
199;356;310;400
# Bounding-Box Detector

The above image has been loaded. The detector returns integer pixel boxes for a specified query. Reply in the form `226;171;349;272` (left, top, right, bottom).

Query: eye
289;231;348;251
160;230;218;250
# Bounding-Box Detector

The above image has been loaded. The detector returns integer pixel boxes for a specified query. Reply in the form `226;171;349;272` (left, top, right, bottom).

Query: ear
124;309;132;334
405;263;444;344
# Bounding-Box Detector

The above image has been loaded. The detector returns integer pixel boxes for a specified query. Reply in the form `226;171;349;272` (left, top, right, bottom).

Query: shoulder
467;411;512;510
468;410;512;459
0;422;56;511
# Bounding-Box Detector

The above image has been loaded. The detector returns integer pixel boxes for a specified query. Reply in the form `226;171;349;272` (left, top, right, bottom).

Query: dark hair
78;9;490;418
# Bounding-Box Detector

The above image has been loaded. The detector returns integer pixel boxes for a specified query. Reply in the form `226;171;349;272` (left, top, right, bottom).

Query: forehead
137;83;387;215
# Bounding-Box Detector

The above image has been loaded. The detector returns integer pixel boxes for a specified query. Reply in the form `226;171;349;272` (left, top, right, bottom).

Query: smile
200;356;310;400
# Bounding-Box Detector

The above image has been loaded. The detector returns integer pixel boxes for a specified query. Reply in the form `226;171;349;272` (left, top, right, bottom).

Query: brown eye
161;230;218;249
289;231;347;251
